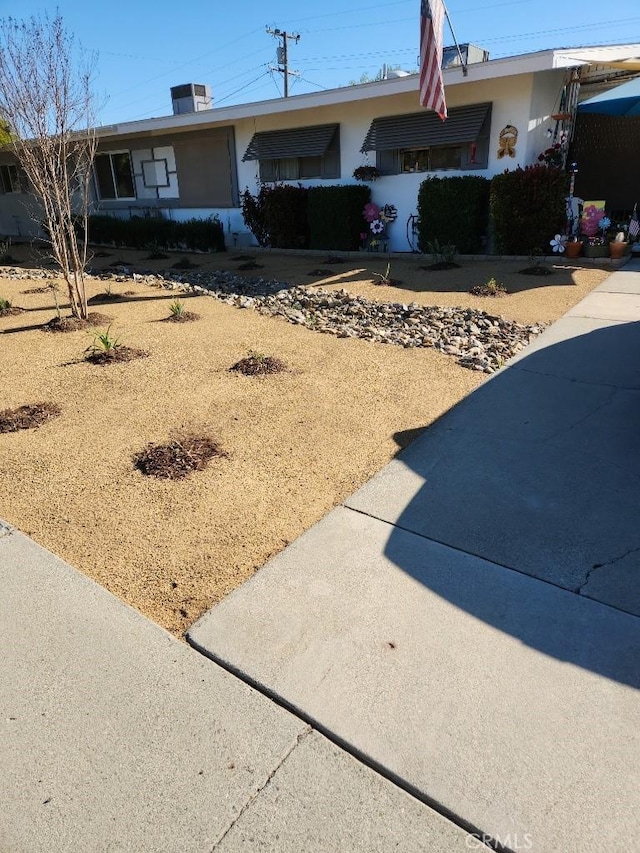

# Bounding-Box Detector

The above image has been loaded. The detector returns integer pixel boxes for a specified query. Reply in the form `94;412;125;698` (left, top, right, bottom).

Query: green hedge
241;185;309;249
417;176;490;254
308;185;371;251
241;184;371;250
490;165;569;255
83;214;226;252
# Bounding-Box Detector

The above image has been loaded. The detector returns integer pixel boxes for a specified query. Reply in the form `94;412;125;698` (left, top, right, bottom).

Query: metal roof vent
170;84;212;115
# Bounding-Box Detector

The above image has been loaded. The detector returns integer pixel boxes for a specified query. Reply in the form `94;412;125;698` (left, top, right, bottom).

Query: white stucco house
1;43;639;251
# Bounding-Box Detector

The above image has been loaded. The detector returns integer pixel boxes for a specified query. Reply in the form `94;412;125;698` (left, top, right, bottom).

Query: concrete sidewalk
190;260;640;853
0;522;477;852
3;261;639;853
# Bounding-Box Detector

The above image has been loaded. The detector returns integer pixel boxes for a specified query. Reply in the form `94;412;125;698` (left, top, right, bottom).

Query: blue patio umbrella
578;77;640;116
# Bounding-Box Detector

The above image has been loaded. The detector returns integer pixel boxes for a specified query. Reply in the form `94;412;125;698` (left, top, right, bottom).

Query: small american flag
419;0;447;120
629;203;639;240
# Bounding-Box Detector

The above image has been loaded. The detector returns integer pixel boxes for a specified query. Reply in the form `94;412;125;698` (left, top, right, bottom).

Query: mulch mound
371;277;403;287
419;262;461;271
44;316;90;332
172;259;199;270
230;354;287;376
518;265;553;276
469;284;508;297
0;305;24;316
87;292;125;304
85;346;149;365
133;434;228;480
163;311;200;323
237;261;264;270
0;402;61;433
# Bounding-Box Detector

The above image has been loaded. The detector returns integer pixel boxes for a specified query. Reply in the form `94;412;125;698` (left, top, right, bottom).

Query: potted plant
564;236;583;258
353;165;380;182
609;226;629;259
583;236;608;258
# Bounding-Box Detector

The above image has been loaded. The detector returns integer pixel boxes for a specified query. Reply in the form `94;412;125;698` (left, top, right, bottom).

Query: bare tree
0;13;98;319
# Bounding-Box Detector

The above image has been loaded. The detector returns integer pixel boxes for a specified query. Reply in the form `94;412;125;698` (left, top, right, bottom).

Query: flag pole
443;3;468;76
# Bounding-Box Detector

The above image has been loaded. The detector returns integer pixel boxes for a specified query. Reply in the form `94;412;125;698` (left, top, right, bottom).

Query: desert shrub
490;165;569;255
417;176;490;254
308;185;371;251
241;184;309;249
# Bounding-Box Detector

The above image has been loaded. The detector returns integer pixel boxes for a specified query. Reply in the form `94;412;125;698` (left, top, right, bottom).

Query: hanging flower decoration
370;219;385;235
550;234;566;253
363;202;380;223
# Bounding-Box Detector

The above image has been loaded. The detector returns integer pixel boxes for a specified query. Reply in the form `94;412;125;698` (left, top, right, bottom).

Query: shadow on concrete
378;320;640;688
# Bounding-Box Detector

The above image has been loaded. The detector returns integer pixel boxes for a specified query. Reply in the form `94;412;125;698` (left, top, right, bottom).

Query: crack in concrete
209;726;312;851
577;546;640;594
513;363;640;392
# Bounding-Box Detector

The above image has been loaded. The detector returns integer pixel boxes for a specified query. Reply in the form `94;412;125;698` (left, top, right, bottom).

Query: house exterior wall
215;72;545;251
0;65;569;251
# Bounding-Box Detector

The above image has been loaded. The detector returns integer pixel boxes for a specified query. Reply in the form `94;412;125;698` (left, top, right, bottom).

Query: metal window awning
242;123;339;161
360;103;491;152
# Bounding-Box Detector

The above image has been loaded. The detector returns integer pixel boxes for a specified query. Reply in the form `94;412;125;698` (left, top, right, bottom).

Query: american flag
419;0;447;120
629;203;639;240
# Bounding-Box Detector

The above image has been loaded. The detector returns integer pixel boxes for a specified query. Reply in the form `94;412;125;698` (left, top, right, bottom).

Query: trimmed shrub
308;185;371;251
241;185;309;249
84;214;225;252
417;176;490;254
490;165;569;255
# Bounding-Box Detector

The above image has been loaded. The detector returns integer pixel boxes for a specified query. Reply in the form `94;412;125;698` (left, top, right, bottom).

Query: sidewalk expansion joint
208;726;312;851
188;634;516;853
341;504;640;619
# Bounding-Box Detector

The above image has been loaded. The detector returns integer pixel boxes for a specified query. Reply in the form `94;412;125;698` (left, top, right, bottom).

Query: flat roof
97;43;640;140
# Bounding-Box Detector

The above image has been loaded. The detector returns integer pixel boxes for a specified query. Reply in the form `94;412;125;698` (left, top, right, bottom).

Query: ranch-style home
1;42;639;252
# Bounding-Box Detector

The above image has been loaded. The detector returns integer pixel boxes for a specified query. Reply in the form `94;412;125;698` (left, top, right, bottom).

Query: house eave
95;43;640;141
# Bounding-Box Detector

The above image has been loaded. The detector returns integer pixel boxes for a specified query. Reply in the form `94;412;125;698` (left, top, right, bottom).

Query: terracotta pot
564;241;583;258
609;241;629;260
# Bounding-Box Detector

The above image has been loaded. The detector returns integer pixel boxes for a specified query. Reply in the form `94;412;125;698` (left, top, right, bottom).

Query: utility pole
266;27;300;98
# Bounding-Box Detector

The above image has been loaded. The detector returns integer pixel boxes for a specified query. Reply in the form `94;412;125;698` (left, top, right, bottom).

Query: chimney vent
170;83;212;115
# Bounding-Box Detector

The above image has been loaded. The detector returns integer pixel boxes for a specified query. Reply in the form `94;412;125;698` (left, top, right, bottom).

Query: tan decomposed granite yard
0;246;610;636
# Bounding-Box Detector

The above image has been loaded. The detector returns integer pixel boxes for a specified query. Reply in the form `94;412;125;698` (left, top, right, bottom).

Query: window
361;103;492;175
94;151;135;199
243;124;340;181
400;145;463;173
260;154;325;182
0;164;23;193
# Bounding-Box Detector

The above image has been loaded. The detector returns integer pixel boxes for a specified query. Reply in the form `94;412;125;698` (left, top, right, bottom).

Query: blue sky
4;1;639;125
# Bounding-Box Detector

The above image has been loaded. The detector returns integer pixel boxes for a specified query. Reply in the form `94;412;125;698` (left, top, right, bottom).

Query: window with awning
243;123;340;181
361;103;492;173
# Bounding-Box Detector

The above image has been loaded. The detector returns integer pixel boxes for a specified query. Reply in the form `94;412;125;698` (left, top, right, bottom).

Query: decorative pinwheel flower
598;216;611;233
550;234;566;253
363;202;380;223
370;219;385;234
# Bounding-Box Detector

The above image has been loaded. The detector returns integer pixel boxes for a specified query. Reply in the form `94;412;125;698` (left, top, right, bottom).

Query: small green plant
427;239;458;264
85;325;120;356
169;299;185;318
470;277;507;297
370;261;392;286
0;296;12;311
48;282;62;319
